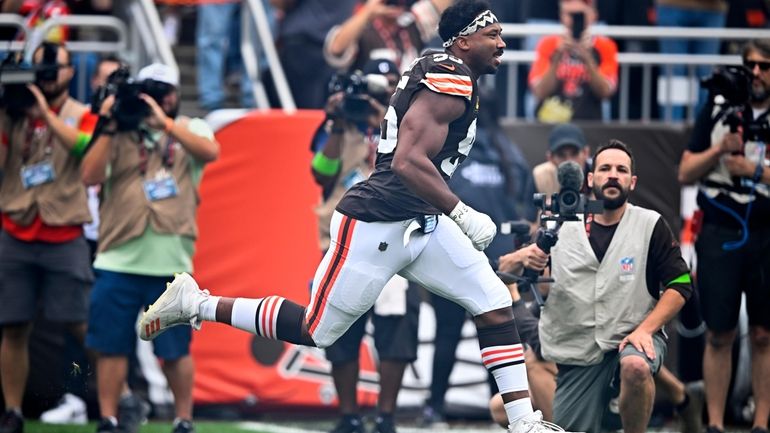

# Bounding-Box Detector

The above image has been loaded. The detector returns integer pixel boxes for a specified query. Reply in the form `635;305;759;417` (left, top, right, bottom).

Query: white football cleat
509;410;581;433
40;393;87;425
138;272;209;341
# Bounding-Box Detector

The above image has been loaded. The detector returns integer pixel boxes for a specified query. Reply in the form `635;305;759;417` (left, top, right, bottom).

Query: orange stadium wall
190;109;357;408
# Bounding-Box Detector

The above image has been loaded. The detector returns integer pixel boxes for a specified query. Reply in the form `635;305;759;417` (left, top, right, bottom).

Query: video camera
327;70;390;122
0;45;62;118
91;66;174;131
702;65;770;143
518;161;603;304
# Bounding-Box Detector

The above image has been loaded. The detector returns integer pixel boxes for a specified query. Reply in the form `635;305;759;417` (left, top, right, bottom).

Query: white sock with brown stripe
228;296;287;339
477;320;533;425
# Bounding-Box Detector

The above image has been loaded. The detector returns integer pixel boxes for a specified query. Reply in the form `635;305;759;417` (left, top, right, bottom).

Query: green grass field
27;421;265;433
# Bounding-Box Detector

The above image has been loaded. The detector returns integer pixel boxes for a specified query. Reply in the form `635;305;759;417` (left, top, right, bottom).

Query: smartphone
571;11;585;41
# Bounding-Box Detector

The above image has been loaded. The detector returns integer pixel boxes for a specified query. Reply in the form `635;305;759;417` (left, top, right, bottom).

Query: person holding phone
528;0;618;123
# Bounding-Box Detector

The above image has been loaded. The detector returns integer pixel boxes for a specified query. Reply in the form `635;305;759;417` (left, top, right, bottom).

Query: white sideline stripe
238;423;699;433
238;421;519;433
238;422;325;433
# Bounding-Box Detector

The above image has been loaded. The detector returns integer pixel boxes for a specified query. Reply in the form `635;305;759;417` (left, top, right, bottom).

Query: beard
593;179;629;210
39;81;68;102
750;76;770;103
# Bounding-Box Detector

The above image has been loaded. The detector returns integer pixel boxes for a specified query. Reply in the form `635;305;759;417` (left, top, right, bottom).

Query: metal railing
127;0;178;78
499;24;770;123
0;13;129;102
0;2;176;103
242;0;296;112
0;13;29;52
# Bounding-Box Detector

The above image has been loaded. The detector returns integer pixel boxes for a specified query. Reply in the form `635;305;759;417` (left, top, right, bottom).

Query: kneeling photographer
678;39;770;433
81;63;219;433
0;41;96;432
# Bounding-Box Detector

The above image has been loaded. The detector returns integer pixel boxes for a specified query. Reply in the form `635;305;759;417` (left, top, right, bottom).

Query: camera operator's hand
139;93;172;131
449;200;497;251
724;154;757;178
325;92;345;117
498;244;548;275
98;94;116;117
563;38;597;69
718;131;743;155
26;84;49;116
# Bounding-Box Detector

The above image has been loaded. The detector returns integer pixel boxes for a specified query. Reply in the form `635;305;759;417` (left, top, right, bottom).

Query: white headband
442;10;499;48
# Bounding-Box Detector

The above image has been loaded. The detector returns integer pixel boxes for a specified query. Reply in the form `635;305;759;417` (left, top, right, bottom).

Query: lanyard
21;119;53;164
137;130;176;177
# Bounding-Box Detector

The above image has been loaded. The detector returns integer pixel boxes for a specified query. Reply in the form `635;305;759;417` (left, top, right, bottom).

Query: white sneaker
138;272;209;341
509;410;579;433
40;393;87;425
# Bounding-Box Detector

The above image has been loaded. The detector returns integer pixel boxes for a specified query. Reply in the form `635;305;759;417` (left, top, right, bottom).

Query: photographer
539;140;692;433
0;41;96;433
323;0;452;73
81;63;219;433
528;0;617;123
678;39;770;433
310;58;419;433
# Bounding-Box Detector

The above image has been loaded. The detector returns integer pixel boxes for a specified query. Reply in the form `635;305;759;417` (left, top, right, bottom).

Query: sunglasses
744;59;770;71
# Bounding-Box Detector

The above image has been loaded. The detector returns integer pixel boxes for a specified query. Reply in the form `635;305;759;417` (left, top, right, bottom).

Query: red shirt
2;105;98;243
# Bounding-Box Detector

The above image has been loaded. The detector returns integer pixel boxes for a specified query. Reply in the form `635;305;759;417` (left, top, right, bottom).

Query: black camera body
0;54;61;118
519;162;603;304
702;65;770;143
92;67;173;131
328;71;389;122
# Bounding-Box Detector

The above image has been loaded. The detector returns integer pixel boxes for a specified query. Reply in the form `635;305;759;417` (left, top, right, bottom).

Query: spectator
0;41;96;433
529;0;617;123
532;123;590;195
539;140;692;433
81;63;219;433
678;39;770;433
655;0;727;120
324;0;452;73
422;86;538;426
309;58;419;433
196;1;257;111
270;0;358;108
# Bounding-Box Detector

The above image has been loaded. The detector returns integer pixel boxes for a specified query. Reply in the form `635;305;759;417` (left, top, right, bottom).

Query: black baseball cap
362;58;399;76
549;123;586;152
